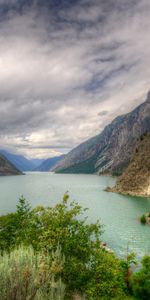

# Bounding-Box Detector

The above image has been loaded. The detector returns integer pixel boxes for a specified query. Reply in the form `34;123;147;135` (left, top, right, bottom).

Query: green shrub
140;214;146;224
120;252;137;290
0;212;18;253
0;194;103;297
85;249;128;300
0;194;145;299
0;245;65;300
131;256;150;299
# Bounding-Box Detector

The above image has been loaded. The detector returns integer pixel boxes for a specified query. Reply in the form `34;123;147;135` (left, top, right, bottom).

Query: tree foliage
0;194;149;299
131;256;150;299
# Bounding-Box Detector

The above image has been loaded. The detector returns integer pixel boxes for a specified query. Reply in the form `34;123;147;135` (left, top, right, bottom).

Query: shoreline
105;186;150;199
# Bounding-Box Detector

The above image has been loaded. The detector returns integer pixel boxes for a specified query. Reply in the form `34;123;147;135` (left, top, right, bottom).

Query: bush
0;212;18;253
0;196;34;252
140;215;146;224
85;249;128;300
131;256;150;299
0;194;104;296
0;194;144;299
0;245;65;300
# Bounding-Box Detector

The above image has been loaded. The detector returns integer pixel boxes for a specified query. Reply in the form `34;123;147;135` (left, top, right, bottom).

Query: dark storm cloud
0;0;150;158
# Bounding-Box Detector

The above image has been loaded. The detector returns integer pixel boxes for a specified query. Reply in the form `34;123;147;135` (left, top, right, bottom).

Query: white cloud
0;0;150;158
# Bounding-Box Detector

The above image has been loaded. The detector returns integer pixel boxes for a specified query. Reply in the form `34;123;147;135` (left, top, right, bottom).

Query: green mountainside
0;154;22;176
109;134;150;197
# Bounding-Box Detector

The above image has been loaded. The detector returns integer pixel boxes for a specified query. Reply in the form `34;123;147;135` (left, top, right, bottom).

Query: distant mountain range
0;150;36;172
33;155;65;171
53;91;150;175
1;91;149;175
0;149;64;173
30;159;45;168
0;154;22;176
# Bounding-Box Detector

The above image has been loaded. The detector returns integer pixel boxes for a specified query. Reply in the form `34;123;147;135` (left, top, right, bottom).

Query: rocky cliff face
53;92;150;174
109;134;150;197
0;154;22;176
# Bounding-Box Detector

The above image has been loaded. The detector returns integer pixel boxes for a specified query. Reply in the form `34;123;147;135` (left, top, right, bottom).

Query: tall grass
0;246;65;300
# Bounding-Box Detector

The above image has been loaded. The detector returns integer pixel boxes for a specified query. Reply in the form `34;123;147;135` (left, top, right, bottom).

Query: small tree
0;213;18;253
120;252;137;290
131;256;150;299
15;196;33;244
85;249;128;299
140;214;146;224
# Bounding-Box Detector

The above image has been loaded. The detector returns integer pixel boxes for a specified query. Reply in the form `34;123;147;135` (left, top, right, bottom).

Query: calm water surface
0;172;150;258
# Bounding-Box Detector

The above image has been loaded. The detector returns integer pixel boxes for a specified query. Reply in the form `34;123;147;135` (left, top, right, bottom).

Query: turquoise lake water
0;172;150;258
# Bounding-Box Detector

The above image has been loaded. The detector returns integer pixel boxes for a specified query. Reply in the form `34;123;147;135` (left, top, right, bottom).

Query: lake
0;172;150;258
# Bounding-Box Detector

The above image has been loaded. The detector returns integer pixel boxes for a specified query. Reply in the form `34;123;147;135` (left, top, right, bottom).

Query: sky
0;0;150;158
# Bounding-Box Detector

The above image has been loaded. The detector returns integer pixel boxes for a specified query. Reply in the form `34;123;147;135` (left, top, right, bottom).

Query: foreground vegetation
140;212;150;225
0;194;149;299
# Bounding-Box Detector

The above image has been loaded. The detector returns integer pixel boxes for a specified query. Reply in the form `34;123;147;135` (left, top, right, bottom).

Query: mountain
53;91;150;175
34;155;65;172
108;133;150;197
0;150;35;172
0;154;22;176
30;159;45;168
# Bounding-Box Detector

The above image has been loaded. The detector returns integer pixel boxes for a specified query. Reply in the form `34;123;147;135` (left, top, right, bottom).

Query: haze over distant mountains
0;150;64;173
53;91;150;175
34;155;65;172
0;150;37;172
1;91;149;176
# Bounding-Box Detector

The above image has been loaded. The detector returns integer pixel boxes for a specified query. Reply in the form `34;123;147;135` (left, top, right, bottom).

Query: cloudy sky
0;0;150;158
